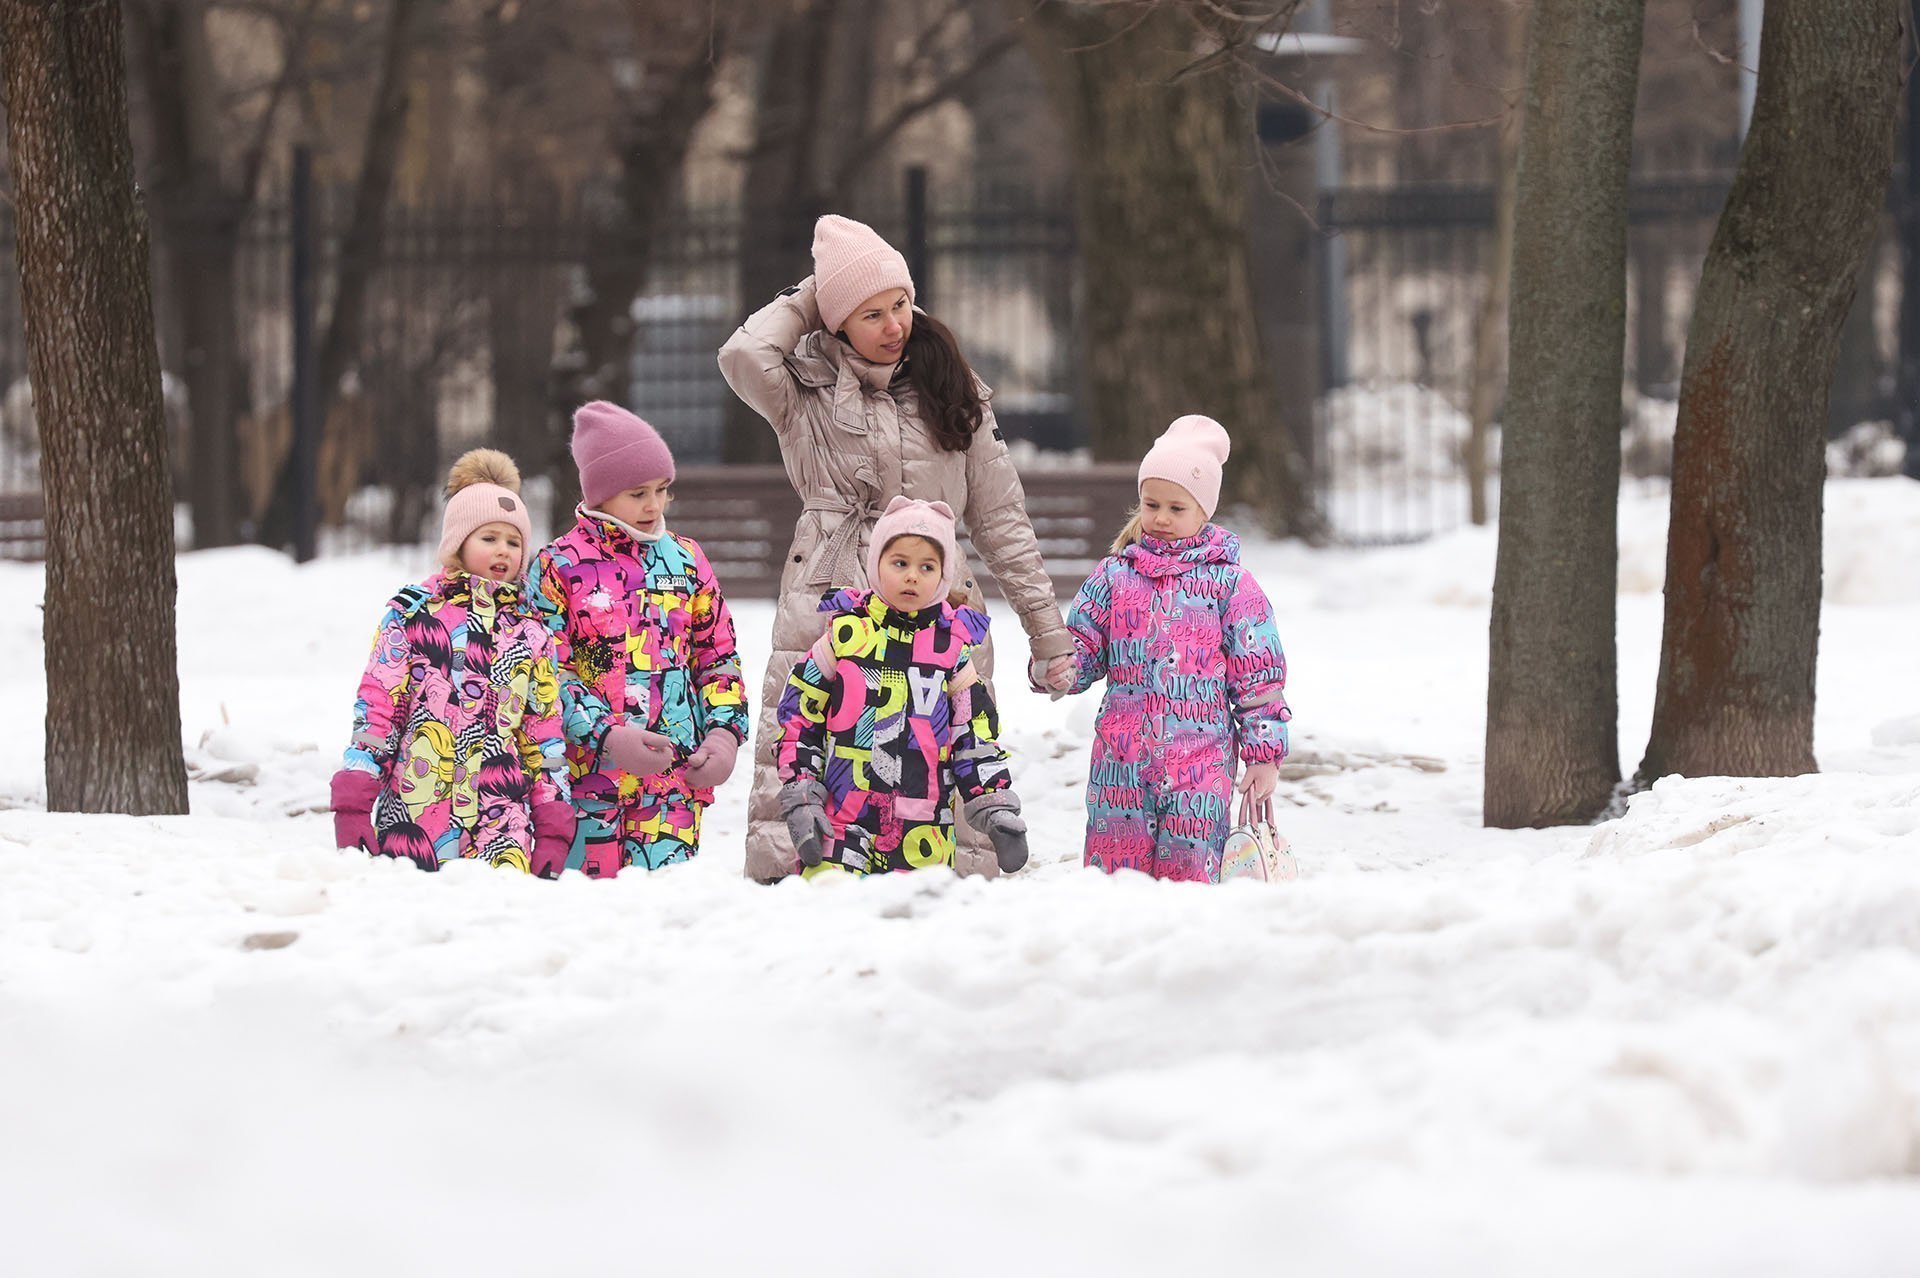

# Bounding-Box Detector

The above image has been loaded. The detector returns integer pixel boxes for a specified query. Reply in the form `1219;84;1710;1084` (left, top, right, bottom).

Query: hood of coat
413;570;523;613
816;587;989;643
1121;525;1241;580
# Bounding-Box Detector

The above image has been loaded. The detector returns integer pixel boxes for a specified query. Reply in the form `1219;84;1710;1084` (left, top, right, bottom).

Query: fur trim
445;448;522;498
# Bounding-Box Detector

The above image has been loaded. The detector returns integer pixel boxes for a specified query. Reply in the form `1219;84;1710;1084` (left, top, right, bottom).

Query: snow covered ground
3;478;1919;1276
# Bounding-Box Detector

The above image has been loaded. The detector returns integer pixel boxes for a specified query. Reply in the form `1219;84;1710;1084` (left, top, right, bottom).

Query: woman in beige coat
718;214;1074;881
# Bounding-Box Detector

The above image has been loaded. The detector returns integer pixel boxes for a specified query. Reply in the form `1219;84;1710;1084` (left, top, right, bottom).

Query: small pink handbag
1220;796;1297;883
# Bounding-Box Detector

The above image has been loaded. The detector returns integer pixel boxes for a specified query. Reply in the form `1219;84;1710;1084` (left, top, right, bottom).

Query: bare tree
257;0;428;547
1484;0;1645;829
1639;0;1902;783
1;0;188;814
1006;0;1321;538
125;0;316;548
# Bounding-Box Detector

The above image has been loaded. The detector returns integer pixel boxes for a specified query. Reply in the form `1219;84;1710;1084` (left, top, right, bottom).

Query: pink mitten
682;730;740;790
602;725;676;777
530;800;576;879
329;770;380;851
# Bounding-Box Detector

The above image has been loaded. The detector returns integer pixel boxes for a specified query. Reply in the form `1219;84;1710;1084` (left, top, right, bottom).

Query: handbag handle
1234;786;1275;831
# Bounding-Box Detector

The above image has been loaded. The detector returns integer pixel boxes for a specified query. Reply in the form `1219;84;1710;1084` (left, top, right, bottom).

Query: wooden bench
668;463;1139;600
0;490;45;561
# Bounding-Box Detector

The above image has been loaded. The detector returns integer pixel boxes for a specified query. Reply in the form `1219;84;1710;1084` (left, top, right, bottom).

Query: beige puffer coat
718;276;1074;881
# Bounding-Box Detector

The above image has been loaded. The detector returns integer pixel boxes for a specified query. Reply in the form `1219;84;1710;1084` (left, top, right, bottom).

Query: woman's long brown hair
902;311;985;453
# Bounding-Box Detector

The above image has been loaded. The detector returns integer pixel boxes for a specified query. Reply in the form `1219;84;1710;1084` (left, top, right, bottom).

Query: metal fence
9;163;1876;557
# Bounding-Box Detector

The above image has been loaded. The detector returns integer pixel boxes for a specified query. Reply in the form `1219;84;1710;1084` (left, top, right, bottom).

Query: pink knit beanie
1138;414;1232;518
812;214;915;334
571;400;674;508
866;497;960;597
438;449;532;565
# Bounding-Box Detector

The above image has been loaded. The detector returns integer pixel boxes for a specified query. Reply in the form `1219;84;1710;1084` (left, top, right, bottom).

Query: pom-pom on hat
439;448;531;564
570;400;674;508
812;214;915;335
866;496;960;598
1137;414;1232;518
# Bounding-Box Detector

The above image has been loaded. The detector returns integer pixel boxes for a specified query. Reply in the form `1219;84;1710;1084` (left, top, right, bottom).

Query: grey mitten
779;778;833;867
966;793;1029;874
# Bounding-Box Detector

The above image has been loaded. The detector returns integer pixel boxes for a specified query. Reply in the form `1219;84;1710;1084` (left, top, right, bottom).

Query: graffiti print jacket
341;571;570;865
1064;525;1291;766
775;588;1013;873
532;513;749;799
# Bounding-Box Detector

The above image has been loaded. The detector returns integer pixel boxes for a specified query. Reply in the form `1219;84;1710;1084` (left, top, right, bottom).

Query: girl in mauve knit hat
330;448;573;875
528;401;750;876
1039;415;1293;883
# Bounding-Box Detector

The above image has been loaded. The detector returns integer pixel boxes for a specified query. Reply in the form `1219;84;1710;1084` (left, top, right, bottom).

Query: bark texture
1010;1;1320;538
1;0;189;814
1639;0;1901;782
1484;0;1645;828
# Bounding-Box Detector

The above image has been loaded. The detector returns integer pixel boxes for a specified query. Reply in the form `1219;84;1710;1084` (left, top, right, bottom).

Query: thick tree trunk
1;0;188;814
1484;0;1645;828
1012;2;1320;539
1639;0;1901;783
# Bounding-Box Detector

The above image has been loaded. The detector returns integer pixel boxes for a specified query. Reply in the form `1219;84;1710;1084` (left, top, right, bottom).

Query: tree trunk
1484;0;1645;828
1465;0;1525;529
547;34;723;506
258;0;426;548
1;0;188;814
1011;2;1320;539
127;0;245;548
725;2;840;466
1639;0;1901;783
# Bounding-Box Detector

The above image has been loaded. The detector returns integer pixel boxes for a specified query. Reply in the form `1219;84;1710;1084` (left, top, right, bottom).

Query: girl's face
460;521;525;581
840;288;913;365
1139;478;1206;541
600;479;671;533
874;534;942;612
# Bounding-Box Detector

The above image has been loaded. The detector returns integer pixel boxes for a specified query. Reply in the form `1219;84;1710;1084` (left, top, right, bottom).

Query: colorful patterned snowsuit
342;572;569;871
1062;526;1291;882
775;589;1012;876
533;515;748;875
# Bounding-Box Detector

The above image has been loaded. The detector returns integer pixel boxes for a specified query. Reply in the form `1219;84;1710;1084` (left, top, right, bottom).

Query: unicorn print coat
1061;525;1290;882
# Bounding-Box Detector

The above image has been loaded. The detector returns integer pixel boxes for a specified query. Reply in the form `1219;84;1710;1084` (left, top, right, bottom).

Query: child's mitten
602;724;676;777
682;730;740;789
530;800;576;879
329;770;379;852
965;792;1029;873
779;777;833;867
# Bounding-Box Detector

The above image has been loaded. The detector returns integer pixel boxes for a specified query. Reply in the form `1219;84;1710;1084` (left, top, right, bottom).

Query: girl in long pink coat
1040;417;1291;883
330;450;573;873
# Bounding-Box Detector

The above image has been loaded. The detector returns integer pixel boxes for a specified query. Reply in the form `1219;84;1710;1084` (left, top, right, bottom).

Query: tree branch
829;27;1019;195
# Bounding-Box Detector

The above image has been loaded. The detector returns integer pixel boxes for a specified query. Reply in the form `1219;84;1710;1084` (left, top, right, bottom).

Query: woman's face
839;288;913;365
1139;478;1207;541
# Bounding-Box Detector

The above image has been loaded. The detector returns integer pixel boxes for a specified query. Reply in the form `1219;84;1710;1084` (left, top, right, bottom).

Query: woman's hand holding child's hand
1028;653;1075;693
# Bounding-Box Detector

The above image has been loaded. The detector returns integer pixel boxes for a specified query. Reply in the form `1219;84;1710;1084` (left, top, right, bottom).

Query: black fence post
289;146;319;563
904;166;929;310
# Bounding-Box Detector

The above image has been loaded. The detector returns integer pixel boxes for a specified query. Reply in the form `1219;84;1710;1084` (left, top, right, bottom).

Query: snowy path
3;480;1919;1275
